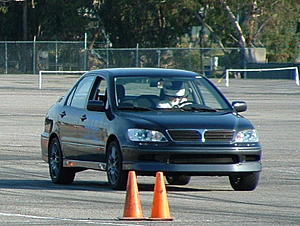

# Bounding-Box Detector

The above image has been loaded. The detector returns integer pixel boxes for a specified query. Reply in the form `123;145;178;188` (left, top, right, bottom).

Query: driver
157;81;187;108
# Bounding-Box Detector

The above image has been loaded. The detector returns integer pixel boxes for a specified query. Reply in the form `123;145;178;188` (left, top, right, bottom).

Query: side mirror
87;100;105;112
232;101;247;112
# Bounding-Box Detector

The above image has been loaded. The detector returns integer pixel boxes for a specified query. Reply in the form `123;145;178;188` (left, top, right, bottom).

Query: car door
76;76;109;162
59;75;95;160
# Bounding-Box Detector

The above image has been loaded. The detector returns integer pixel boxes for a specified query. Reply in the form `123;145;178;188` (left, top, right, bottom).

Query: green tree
194;0;300;62
97;0;198;47
0;1;23;40
31;0;94;41
1;0;300;63
0;0;95;41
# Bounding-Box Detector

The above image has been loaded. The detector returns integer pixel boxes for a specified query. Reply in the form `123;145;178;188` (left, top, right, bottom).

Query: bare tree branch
253;15;276;45
220;0;247;49
229;34;239;43
195;11;226;50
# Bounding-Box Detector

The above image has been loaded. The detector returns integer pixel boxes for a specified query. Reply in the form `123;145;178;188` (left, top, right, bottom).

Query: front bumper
41;132;50;162
122;144;262;175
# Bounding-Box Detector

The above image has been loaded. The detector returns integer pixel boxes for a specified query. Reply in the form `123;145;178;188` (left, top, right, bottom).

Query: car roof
86;68;199;78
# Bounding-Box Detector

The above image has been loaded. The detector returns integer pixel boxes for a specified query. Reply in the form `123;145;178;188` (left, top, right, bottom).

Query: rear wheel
48;137;75;184
166;175;191;185
106;141;127;190
229;172;260;191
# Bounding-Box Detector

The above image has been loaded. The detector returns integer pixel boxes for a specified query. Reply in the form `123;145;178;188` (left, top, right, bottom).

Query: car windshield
114;76;231;111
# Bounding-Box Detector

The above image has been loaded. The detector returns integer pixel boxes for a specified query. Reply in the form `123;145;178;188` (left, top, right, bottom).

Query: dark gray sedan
41;68;262;190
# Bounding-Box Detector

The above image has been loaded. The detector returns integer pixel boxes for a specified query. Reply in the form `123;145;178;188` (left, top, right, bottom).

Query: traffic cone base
119;171;146;221
148;217;174;221
120;217;147;221
149;172;174;221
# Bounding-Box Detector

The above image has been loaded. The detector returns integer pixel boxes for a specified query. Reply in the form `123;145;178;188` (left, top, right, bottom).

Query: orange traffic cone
120;171;146;220
149;172;173;221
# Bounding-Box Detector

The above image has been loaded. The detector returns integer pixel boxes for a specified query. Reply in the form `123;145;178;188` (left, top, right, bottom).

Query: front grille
204;130;234;142
169;154;238;164
168;129;201;142
168;129;234;143
139;154;239;164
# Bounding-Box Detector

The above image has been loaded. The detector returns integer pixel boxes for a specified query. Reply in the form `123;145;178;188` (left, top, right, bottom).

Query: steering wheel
175;100;195;108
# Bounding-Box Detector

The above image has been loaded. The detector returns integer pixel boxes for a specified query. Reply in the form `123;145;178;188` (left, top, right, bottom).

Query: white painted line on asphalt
263;168;298;174
0;113;44;117
0;144;25;147
0;133;40;137
274;169;298;174
0;212;140;226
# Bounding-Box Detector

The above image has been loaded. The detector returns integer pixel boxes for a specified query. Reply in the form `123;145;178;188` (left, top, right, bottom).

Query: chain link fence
0;41;88;74
90;47;244;77
1;41;267;78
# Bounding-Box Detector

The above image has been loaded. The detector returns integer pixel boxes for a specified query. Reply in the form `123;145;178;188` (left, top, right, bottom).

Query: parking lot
0;74;299;225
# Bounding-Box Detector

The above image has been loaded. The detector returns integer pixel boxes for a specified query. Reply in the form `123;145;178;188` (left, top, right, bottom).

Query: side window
98;79;107;102
66;87;76;106
70;76;95;109
90;77;107;103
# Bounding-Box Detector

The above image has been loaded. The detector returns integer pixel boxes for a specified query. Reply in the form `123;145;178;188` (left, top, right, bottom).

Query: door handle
80;114;87;121
60;111;66;118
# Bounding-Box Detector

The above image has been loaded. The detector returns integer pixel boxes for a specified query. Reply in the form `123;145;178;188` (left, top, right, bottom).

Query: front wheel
229;172;260;191
48;137;75;184
106;141;128;190
166;175;191;185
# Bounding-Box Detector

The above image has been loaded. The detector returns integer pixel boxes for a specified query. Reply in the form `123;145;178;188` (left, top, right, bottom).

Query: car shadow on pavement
138;183;232;192
0;179;232;192
0;179;113;192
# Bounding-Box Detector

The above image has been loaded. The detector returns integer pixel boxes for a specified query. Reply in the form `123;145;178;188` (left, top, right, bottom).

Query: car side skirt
63;159;107;171
41;133;49;163
62;159;261;175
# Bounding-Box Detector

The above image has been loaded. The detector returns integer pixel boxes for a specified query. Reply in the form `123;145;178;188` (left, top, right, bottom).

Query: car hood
117;111;254;131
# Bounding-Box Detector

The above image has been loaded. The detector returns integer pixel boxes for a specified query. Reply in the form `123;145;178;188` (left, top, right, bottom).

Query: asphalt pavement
0;74;299;225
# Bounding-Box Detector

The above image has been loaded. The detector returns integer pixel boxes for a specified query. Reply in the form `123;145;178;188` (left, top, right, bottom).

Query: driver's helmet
163;81;185;97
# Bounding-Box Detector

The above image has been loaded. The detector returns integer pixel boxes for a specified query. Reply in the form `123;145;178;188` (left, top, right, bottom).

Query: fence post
200;48;205;74
189;43;192;70
295;66;299;86
242;47;247;79
136;43;139;67
33;36;36;74
55;41;58;71
106;37;109;68
157;50;161;67
84;32;87;70
5;42;8;74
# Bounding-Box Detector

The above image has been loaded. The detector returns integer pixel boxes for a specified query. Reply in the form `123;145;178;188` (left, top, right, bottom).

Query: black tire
48;137;75;184
106;141;128;190
166;175;191;185
229;172;260;191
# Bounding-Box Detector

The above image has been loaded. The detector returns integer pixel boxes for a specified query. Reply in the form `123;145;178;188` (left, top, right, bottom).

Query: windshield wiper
180;104;217;112
117;106;153;111
215;108;233;112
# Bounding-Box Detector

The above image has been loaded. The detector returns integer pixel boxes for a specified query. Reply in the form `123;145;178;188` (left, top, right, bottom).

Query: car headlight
128;129;167;142
234;129;259;143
